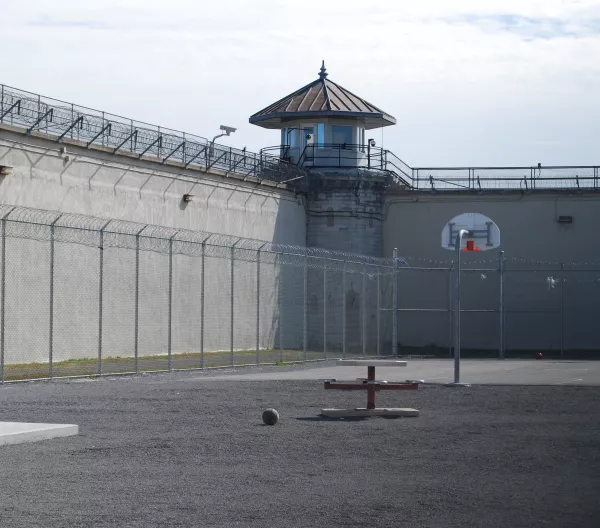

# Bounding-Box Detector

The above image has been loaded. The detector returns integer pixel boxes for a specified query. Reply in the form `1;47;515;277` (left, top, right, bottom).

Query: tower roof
249;61;396;130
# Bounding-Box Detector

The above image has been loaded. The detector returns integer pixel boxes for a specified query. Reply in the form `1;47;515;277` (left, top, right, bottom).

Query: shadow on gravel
296;416;368;422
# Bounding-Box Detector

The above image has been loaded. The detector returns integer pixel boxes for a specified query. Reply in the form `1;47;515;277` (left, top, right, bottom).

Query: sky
1;0;599;166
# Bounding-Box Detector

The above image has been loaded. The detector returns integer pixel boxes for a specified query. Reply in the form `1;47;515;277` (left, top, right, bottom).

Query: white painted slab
337;360;407;367
0;422;78;446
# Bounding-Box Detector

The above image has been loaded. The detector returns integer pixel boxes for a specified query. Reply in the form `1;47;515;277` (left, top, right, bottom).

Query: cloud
0;0;598;165
28;15;110;30
451;13;600;40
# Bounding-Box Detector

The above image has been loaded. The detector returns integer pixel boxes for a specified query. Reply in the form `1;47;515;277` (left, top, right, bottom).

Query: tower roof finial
319;60;328;80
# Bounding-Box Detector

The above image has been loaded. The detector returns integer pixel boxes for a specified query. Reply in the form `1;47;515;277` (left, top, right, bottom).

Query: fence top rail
412;165;599;171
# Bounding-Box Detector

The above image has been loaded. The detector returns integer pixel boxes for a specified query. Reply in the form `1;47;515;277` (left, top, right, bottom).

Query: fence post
499;251;505;359
167;234;176;371
342;260;347;358
560;262;564;357
0;208;13;384
362;263;367;357
230;244;236;366
448;264;453;358
200;239;206;369
134;227;144;374
323;258;327;359
256;248;261;365
392;248;399;357
0;216;4;384
376;266;381;357
278;253;284;363
303;252;308;362
97;221;110;376
130;119;134;152
48;216;61;379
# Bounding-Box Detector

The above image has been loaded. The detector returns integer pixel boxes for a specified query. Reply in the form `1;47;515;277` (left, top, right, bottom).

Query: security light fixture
219;125;237;135
183;194;194;203
0;165;13;176
212;125;237;146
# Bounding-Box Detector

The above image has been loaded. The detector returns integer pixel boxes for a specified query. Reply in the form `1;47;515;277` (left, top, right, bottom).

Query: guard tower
250;62;397;257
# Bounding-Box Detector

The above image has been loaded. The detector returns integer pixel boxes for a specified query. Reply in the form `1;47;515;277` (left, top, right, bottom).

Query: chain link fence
395;255;600;358
0;205;396;382
1;205;597;382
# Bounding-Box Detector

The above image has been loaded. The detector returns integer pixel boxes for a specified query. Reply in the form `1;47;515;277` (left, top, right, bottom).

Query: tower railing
410;165;600;192
261;142;599;193
3;83;596;194
261;143;388;170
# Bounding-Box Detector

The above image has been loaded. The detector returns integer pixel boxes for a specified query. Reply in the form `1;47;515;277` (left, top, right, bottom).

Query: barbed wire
0;204;398;267
1;204;598;273
0;85;303;186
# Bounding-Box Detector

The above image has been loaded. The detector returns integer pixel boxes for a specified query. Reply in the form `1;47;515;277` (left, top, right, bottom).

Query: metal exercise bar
325;366;418;410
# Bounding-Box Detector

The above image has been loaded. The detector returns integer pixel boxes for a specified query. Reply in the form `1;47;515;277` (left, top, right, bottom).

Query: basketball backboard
441;213;500;251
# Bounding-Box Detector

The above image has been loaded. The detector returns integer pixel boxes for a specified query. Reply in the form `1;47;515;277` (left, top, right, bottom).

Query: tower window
317;123;325;147
332;125;353;146
326;207;334;227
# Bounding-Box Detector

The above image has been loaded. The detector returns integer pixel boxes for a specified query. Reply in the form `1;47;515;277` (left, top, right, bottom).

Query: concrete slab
0;422;78;446
186;359;600;386
321;408;419;418
337;359;407;367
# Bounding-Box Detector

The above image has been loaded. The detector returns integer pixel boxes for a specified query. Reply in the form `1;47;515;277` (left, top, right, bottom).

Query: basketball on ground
262;408;279;425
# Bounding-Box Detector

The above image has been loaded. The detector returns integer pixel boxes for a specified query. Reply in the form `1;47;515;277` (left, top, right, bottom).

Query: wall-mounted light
183;194;195;203
0;165;13;176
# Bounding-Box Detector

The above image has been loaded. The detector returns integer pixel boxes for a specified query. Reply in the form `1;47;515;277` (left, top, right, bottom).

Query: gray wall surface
382;192;600;353
0;129;306;246
1;127;597;361
383;192;600;263
307;188;383;257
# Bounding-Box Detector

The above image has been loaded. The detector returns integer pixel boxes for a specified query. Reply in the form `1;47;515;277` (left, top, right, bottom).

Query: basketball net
463;240;481;252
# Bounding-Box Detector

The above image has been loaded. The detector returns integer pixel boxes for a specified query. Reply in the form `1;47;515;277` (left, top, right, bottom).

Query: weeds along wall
0;205;394;380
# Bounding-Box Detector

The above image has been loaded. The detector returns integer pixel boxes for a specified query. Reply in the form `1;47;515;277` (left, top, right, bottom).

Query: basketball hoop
441;213;500;252
463;240;481;252
440;213;501;387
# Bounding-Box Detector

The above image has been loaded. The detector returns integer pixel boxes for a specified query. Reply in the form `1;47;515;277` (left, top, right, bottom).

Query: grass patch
2;349;314;382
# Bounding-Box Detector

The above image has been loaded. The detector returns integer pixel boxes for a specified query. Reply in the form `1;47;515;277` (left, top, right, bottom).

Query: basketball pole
448;229;471;387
